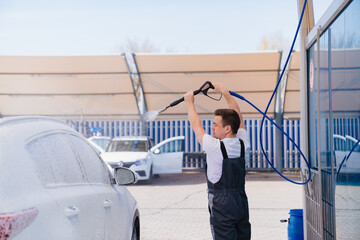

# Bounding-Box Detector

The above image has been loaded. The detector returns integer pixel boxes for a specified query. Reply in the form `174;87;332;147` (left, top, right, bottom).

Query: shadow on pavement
133;171;302;186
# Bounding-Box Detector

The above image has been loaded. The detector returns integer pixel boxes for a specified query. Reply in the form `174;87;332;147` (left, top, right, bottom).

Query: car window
91;138;110;150
69;135;110;184
27;133;86;185
158;140;184;153
107;140;148;152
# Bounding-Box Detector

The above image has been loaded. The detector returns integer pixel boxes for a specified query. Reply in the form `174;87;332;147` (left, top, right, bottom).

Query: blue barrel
288;209;304;240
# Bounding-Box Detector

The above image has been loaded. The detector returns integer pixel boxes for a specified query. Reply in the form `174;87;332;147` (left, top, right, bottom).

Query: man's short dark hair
214;109;240;135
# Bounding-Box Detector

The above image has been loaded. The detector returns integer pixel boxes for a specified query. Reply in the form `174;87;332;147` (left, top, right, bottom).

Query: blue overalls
206;139;251;240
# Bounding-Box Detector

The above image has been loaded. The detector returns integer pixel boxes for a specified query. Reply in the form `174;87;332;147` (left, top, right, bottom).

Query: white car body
0;116;139;240
334;134;360;174
101;136;185;181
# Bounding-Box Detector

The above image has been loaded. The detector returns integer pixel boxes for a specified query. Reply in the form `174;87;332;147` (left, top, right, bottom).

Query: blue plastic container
288;209;304;240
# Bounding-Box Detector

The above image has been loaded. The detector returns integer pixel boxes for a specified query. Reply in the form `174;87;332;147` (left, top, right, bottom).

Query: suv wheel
145;166;153;184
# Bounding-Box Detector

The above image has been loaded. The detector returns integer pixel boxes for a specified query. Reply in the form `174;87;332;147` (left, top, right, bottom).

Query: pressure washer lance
141;81;217;122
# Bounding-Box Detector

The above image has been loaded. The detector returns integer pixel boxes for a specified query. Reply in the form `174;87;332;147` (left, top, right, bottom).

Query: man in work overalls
184;82;251;240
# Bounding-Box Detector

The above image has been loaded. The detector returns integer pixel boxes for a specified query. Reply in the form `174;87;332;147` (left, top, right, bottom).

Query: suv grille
123;162;134;168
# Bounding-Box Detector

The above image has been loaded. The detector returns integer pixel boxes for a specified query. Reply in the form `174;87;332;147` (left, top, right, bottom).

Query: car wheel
131;224;138;240
145;166;153;184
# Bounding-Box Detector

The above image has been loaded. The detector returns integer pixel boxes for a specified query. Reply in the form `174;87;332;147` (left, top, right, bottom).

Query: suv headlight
135;159;147;166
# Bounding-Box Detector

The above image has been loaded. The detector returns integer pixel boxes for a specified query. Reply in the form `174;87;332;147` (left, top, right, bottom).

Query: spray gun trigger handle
201;81;214;89
200;81;214;96
207;81;215;89
168;81;215;108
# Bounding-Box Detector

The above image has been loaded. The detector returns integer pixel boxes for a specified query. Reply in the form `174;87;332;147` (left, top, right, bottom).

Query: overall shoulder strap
220;141;228;159
239;139;245;158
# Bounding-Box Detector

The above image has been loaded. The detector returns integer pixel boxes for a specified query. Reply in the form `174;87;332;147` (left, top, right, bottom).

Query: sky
0;0;333;56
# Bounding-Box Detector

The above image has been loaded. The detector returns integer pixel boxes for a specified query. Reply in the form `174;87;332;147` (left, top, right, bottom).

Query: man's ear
225;125;232;134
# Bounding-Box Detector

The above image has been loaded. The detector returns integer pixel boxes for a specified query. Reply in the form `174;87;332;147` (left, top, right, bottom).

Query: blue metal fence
69;116;360;170
333;117;360;140
68;118;307;170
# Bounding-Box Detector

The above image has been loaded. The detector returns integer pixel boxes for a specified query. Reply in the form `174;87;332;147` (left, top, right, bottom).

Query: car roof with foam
0;116;73;138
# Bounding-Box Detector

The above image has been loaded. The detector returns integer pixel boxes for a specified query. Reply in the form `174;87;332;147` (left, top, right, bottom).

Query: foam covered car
0;116;140;240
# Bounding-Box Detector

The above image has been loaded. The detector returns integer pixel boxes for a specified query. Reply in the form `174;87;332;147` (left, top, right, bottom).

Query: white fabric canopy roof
135;52;285;119
0;55;138;119
0;52;300;120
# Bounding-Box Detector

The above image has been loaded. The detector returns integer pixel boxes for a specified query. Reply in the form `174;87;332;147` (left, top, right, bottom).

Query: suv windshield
106;140;149;152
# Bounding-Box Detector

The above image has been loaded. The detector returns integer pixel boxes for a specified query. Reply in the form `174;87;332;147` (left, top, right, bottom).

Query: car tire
145;166;153;184
131;224;138;240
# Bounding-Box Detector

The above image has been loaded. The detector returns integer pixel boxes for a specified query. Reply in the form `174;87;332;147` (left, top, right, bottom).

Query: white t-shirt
203;128;250;184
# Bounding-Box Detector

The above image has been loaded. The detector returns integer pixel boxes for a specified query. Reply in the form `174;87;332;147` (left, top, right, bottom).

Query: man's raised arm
184;91;206;146
213;82;245;129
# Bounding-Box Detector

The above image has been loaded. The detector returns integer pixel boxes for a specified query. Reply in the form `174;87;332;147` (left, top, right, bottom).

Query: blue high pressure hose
230;0;311;185
230;91;311;184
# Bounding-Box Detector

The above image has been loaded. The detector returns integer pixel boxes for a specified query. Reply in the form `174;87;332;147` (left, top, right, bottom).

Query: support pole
274;112;284;172
298;1;314;239
274;50;285;173
122;53;148;136
316;25;324;240
275;52;293;171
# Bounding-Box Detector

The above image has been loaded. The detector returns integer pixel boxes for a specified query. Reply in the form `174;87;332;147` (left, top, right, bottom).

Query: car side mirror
114;167;138;185
153;148;160;154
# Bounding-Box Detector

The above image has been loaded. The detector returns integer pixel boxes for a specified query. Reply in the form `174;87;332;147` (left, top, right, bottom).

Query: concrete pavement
127;172;303;240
